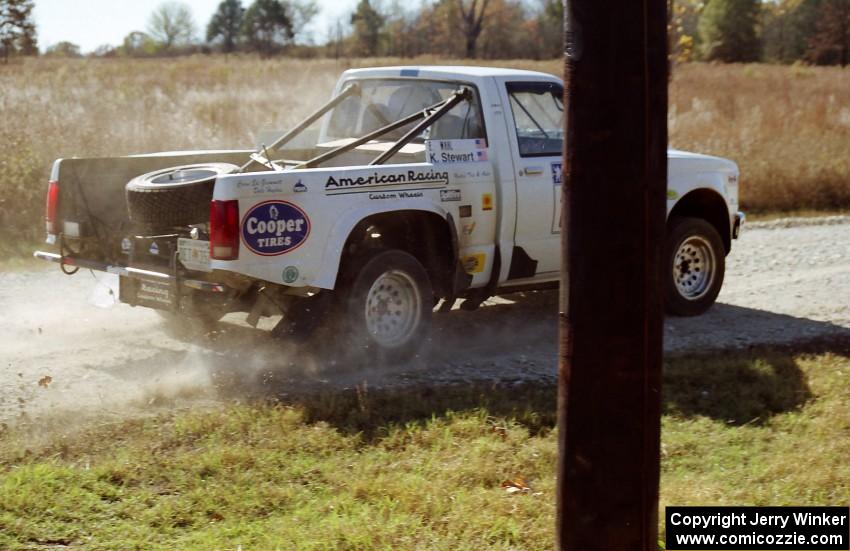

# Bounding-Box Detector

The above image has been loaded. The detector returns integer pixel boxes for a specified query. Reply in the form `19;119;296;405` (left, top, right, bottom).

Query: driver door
501;80;565;276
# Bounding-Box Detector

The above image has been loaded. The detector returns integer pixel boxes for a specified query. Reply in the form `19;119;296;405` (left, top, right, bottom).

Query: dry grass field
1;56;849;248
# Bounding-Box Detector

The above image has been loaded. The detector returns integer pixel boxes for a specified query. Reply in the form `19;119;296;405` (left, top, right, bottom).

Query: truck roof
341;65;560;84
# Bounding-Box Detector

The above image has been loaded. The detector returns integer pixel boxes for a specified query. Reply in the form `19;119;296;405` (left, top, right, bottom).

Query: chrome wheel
364;269;422;348
673;235;716;300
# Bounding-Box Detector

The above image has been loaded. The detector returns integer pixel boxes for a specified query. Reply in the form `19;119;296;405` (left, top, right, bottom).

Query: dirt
2;219;849;427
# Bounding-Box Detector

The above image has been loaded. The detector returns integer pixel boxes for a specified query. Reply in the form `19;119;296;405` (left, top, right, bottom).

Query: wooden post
557;1;668;549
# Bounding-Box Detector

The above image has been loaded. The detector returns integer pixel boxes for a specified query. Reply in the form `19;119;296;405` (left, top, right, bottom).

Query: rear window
325;78;486;142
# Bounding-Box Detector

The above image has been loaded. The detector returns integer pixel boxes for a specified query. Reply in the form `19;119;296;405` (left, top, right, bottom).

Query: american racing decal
325;169;449;195
369;191;424;200
241;200;310;256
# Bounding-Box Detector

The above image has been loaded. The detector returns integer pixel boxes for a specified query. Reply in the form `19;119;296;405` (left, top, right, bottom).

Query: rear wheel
664;216;725;316
337;249;433;362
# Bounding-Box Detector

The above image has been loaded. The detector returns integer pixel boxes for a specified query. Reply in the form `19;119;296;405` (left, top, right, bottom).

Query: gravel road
2;219;849;426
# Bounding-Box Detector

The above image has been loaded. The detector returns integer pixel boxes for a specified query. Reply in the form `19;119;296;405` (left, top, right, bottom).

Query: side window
506;82;564;157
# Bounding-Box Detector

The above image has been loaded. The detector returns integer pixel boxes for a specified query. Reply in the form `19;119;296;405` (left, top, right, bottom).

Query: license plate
178;238;211;272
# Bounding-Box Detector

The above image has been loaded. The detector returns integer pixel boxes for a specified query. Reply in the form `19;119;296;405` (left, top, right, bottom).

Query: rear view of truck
38;152;250;324
35;71;486;360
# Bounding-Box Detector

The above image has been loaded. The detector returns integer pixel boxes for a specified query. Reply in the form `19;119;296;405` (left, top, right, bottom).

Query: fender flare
312;201;453;289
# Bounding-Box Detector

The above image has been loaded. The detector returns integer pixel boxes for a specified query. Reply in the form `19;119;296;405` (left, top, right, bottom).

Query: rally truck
35;66;744;360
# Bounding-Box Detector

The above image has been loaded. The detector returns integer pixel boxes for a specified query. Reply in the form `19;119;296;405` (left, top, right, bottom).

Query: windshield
323;78;486;143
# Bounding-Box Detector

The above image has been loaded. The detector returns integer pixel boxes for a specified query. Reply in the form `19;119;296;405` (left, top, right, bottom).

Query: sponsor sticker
294;180;307;192
462;253;486;274
325;169;449;195
459;205;472;218
236;178;285;194
241;200;310;256
482;193;494;211
551;162;563;185
426;139;489;164
440;189;462;202
282;266;299;283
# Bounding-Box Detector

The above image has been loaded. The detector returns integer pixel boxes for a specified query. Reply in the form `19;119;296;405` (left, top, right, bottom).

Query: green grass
2;342;850;549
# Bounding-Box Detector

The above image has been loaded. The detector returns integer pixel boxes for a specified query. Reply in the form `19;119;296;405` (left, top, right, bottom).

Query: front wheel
338;249;434;362
664;217;725;316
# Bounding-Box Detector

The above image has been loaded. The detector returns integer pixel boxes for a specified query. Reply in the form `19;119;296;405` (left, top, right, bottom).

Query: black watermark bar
666;507;849;550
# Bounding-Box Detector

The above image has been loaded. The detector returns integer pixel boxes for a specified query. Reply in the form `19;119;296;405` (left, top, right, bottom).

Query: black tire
126;163;238;229
336;249;433;362
665;216;725;316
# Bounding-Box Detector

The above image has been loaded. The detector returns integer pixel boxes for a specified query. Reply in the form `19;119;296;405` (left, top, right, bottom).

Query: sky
33;0;360;53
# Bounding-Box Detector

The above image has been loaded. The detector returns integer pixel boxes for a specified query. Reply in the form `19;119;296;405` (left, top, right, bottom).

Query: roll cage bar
240;83;472;172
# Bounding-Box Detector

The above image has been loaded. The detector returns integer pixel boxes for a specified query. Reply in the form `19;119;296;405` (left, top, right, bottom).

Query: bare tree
457;0;491;58
147;1;196;52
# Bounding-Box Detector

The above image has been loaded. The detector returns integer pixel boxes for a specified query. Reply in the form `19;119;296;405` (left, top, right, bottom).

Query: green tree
44;40;81;57
207;0;244;53
121;31;158;57
0;0;37;63
538;0;564;59
807;0;850;65
761;0;797;63
697;0;760;62
147;1;196;52
242;0;293;57
350;0;384;56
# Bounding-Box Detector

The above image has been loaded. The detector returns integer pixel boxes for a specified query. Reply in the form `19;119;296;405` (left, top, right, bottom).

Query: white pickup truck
36;66;743;360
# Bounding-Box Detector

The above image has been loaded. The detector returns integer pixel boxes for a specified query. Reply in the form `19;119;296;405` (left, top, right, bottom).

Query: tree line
2;0;849;66
671;0;850;66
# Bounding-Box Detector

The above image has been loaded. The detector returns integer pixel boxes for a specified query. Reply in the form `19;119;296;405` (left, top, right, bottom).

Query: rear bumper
33;251;227;293
733;211;745;239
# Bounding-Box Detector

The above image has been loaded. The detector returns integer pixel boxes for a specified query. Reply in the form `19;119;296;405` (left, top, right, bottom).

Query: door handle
522;166;544;176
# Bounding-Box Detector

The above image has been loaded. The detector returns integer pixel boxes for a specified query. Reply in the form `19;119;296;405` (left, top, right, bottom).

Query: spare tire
126;163;239;229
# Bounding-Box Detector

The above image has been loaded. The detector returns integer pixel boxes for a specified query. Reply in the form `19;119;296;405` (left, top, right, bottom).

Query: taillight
210;200;239;260
45;180;59;234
